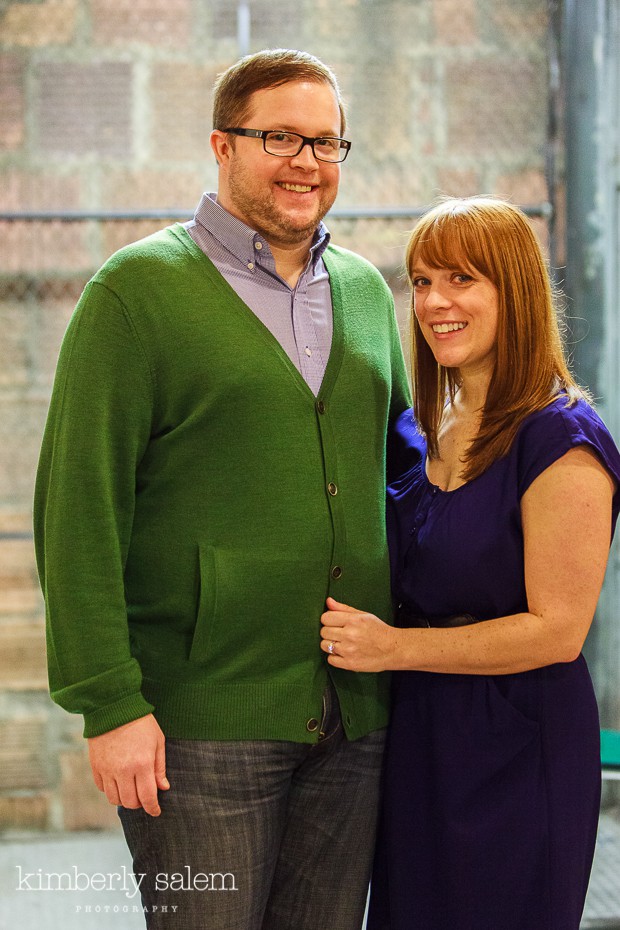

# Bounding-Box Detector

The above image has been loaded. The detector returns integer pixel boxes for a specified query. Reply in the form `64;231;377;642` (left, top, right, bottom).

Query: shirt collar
191;192;331;269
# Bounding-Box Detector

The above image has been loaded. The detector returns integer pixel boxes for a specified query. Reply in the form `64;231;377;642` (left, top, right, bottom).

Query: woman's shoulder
515;395;620;497
392;408;425;445
517;396;616;454
390;408;426;458
387;408;426;487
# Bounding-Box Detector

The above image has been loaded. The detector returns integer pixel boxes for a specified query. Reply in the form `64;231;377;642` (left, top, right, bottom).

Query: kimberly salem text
15;865;238;895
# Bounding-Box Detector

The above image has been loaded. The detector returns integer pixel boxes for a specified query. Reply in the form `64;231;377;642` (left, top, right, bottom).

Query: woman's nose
424;284;452;311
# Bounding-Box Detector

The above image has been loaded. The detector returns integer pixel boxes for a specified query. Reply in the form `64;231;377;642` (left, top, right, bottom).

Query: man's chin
282;222;321;243
258;213;323;246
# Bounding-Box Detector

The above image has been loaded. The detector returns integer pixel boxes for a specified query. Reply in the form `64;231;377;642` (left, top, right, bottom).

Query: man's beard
226;162;335;246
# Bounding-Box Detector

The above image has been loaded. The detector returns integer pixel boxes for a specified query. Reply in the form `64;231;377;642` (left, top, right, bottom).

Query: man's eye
270;132;293;143
315;138;339;151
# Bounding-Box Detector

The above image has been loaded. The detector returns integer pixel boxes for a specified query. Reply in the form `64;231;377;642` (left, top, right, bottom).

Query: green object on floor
601;729;620;769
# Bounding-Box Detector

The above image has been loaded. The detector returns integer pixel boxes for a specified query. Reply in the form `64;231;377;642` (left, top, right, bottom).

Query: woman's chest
426;414;479;492
388;459;528;617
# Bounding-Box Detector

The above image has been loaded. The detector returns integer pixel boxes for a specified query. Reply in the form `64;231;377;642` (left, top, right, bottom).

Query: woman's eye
453;273;473;283
412;277;430;287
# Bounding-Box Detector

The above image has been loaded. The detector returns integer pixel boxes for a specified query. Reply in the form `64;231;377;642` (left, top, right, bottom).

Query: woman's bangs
413;217;484;274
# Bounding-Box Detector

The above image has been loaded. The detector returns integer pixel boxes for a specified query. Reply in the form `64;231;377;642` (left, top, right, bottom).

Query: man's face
212;80;343;249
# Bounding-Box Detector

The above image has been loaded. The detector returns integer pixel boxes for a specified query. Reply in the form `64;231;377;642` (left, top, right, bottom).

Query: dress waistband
395;602;479;628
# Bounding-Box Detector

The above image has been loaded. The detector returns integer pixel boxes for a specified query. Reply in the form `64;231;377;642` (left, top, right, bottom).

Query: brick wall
0;0;551;833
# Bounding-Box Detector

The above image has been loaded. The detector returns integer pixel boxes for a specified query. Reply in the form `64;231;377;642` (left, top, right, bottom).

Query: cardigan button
306;718;319;732
317;400;326;414
327;482;338;496
331;565;343;579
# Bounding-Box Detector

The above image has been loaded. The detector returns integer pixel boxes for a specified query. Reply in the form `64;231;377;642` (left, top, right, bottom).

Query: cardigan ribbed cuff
83;692;155;738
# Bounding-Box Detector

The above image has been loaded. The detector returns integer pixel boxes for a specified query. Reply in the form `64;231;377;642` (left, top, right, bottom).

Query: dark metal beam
0;204;553;223
563;0;606;396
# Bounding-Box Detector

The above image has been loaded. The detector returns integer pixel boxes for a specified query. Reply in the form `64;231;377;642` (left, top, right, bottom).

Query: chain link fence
1;0;553;294
1;0;555;410
0;0;556;833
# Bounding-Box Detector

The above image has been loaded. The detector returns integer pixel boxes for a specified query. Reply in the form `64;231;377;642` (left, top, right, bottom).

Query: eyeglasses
222;128;351;163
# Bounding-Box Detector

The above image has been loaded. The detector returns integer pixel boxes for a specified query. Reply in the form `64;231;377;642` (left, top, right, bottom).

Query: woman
320;197;620;930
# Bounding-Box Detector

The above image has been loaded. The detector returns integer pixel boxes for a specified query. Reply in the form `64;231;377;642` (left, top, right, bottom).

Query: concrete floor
0;811;619;929
582;810;620;929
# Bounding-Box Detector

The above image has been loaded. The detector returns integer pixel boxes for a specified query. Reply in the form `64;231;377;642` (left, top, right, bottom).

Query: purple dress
368;397;620;930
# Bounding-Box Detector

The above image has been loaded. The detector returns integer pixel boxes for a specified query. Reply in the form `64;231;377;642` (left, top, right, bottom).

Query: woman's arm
321;446;616;674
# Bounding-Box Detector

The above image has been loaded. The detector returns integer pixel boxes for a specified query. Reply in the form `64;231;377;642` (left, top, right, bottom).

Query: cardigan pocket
188;545;218;665
188;544;326;677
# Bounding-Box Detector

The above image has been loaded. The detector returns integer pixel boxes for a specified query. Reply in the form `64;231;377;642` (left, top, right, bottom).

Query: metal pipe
0;204;553;222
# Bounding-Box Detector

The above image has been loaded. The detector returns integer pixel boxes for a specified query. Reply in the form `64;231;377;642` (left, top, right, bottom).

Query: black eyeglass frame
222;127;351;163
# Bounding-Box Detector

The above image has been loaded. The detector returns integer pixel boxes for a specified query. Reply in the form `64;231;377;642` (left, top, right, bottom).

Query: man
34;49;410;930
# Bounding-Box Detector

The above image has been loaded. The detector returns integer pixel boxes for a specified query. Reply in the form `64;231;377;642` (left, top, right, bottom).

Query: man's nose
289;140;320;169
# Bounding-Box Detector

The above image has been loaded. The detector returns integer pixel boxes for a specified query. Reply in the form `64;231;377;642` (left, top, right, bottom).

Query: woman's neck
452;368;491;416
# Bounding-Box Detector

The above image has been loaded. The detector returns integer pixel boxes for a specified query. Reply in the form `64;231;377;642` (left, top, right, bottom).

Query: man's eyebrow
268;126;343;136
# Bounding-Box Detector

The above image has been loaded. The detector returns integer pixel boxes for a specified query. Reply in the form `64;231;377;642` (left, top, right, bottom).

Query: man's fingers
86;714;168;815
135;770;162;817
109;768;162;817
101;776;122;807
154;737;170;791
91;768;105;793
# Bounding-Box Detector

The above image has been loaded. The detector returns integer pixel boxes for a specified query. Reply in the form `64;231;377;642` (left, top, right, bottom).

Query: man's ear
210;130;233;168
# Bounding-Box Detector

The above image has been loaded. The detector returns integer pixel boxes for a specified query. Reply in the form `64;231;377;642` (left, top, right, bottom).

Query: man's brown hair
212;48;346;135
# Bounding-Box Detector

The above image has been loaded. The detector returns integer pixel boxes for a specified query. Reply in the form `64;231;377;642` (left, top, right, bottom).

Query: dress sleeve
516;398;620;532
387;408;422;483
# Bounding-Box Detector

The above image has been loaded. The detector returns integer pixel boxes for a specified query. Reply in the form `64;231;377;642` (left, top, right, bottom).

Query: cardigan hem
142;676;390;743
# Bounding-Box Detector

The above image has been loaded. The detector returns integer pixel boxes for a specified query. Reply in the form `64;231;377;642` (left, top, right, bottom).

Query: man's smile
277;182;315;193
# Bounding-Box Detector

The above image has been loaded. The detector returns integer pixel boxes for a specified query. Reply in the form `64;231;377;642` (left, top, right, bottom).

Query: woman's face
411;257;500;380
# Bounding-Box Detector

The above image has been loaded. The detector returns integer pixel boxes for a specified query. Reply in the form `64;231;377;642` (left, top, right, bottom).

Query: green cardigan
34;225;411;740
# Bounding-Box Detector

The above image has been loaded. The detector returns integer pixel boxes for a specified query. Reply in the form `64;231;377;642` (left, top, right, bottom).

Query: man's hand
88;714;169;817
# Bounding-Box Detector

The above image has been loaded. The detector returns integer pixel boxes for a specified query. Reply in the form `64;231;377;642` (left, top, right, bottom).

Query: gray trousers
119;683;386;930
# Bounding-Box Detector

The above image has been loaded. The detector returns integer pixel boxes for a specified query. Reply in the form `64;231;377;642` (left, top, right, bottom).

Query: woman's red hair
406;197;584;480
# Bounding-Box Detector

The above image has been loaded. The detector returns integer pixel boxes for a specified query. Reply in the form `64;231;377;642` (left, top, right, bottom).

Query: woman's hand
320;597;397;672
